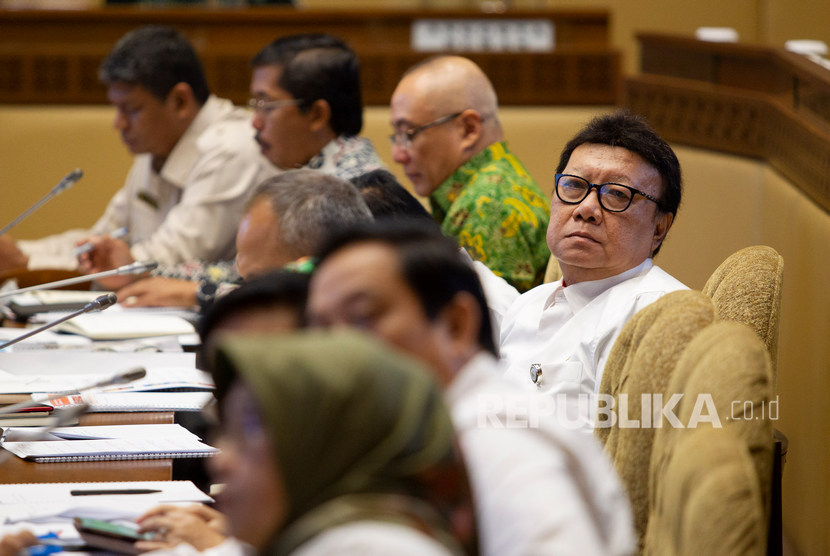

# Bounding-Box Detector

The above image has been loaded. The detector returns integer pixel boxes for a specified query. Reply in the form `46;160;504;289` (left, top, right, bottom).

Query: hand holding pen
74;227;128;257
76;228;143;291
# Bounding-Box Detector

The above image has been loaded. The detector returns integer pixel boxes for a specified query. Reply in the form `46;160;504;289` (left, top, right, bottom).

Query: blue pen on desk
74;227;129;256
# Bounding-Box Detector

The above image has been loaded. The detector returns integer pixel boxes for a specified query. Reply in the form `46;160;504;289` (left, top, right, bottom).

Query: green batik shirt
430;141;550;292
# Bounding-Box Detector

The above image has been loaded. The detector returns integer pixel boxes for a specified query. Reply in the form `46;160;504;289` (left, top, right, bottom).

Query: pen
70;488;162;496
74;227;129;256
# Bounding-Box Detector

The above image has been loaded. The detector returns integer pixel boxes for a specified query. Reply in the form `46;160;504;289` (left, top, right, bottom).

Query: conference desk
0;412;176;484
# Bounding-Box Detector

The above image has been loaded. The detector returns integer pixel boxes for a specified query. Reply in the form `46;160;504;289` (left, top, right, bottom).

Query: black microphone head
86;293;117;312
114;367;147;384
138;260;159;272
116;260;159;275
56;168;84;193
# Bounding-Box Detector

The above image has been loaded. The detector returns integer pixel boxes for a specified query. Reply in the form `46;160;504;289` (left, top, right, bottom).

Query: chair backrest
596;289;717;549
702;245;784;383
643;427;767;556
646;321;774;554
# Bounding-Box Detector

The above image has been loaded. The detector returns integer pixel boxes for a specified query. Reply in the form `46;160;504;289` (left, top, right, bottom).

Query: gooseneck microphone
0;169;83;238
0;293;117;351
0;367;147;415
0;260;158;299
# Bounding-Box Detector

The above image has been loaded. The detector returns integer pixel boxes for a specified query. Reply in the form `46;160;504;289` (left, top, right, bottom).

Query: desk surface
0;412;176;484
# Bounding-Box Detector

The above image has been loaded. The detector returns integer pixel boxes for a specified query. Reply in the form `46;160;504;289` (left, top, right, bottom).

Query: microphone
0;260;158;299
0;169;83;238
0;403;91;466
0;367;146;415
0;293;118;351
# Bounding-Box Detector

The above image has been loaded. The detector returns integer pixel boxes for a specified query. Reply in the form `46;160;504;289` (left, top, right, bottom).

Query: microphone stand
0;367;146;415
0;293;117;351
0;169;83;238
0;261;158;300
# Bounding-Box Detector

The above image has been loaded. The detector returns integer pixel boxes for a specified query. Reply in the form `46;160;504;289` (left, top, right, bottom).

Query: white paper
0;480;212;524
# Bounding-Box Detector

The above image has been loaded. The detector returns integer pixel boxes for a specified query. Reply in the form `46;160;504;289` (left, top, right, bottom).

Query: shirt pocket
540;360;583;384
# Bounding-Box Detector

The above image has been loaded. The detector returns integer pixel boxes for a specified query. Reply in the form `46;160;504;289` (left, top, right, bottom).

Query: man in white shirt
307;221;635;556
0;26;273;272
498;110;687;432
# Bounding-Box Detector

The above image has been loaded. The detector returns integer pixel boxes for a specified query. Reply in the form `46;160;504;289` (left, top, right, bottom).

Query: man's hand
117;277;199;308
0;530;37;556
0;236;29;272
135;504;228;552
77;236;138;290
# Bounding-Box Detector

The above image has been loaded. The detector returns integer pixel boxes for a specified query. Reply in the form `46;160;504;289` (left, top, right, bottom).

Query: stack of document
1;424;218;462
0;364;214;413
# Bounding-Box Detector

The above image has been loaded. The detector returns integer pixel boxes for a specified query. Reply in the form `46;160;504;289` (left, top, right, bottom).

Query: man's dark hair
556;110;682;255
99;25;210;104
198;269;311;344
252;33;362;136
316;220;496;356
351;169;435;223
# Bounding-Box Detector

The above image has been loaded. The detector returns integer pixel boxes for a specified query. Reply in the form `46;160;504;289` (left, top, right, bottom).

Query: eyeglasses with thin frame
247;97;304;115
554;173;665;213
388;112;464;150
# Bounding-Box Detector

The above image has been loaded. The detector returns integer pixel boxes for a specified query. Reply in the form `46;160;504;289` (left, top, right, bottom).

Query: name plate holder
411;19;555;52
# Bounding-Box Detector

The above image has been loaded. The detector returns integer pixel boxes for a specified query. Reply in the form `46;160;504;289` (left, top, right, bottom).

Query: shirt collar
305;135;345;171
429;141;508;222
159;95;224;188
547;258;653;312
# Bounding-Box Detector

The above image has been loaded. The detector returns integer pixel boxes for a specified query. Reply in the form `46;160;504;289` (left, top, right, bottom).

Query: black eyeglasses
553;173;664;213
247;97;304;115
389;112;463;150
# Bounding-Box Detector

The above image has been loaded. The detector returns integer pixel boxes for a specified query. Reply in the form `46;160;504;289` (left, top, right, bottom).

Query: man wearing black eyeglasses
249;33;383;179
389;56;550;293
498;110;688;432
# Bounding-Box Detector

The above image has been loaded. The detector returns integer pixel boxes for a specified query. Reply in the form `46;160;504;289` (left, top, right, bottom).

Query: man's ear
651;210;674;254
437;291;482;360
167;82;198;117
458;109;483;152
307;99;332;133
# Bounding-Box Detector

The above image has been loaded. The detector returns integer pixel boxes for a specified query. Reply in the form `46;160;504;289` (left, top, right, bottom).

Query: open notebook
54;313;195;340
1;424;218;463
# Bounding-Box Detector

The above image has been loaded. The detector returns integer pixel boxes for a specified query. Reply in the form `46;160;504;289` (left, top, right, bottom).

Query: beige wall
0;106;131;239
2;100;828;554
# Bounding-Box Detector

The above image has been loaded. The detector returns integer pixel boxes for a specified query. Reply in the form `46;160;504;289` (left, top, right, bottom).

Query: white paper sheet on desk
4;424;203;442
0;327;185;353
1;424;218;462
0;366;211;395
0;328;92;350
0;480;212;524
0;351;196;378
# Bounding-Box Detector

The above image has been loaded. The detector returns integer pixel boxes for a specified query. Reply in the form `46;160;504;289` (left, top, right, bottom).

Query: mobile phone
74;517;154;555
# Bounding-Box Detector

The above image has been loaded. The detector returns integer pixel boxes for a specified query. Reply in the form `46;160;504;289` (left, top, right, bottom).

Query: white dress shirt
447;352;636;556
459;248;520;341
20;96;275;270
499;259;687;432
